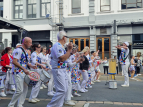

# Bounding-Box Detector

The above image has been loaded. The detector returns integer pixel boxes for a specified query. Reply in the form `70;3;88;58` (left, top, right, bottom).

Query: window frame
100;0;111;12
14;0;23;19
121;0;142;10
40;0;51;17
0;1;3;17
27;0;37;18
71;0;81;14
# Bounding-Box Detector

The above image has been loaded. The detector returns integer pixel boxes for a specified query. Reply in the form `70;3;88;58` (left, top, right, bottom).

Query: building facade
0;0;143;61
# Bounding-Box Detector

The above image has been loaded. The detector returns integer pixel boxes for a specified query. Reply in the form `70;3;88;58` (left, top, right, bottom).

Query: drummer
8;37;36;107
115;42;130;87
29;43;47;103
39;46;48;89
0;47;15;97
45;49;56;96
47;31;73;107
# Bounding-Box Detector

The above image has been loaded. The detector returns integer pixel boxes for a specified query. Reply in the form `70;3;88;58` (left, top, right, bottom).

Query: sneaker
79;88;85;93
40;87;43;89
138;74;142;76
64;100;75;106
47;92;54;96
71;94;73;98
52;91;56;94
96;80;101;82
85;86;88;89
34;98;40;102
121;84;129;87
74;92;81;97
28;99;37;103
0;92;7;97
88;85;92;88
91;81;94;84
130;78;135;80
133;74;138;77
84;89;88;92
42;84;47;89
6;91;14;95
11;87;16;91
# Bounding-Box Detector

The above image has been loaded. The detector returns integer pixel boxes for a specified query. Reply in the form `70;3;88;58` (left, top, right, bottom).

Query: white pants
122;63;130;85
5;70;15;90
65;71;72;101
8;74;28;107
48;70;54;92
47;69;68;107
91;69;95;82
29;69;42;100
79;70;88;89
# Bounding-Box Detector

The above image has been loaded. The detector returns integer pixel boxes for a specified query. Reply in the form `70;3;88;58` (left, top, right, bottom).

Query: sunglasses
37;46;41;48
64;36;68;38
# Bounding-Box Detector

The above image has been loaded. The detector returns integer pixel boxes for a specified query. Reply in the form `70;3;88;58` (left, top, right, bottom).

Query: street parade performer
47;31;73;107
8;37;37;107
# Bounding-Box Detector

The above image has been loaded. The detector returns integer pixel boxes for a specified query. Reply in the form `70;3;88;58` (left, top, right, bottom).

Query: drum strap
19;47;30;69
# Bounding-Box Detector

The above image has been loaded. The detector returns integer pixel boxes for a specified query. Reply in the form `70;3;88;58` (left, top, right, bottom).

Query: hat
57;31;67;40
16;43;22;47
124;42;129;46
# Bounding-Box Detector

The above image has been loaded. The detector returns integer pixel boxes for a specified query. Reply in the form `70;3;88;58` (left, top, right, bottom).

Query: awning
0;17;24;30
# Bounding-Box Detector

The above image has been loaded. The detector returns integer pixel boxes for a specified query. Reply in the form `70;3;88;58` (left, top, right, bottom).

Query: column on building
90;26;96;51
111;24;117;58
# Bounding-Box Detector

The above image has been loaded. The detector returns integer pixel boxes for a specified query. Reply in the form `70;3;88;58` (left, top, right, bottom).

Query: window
72;0;81;14
100;0;110;11
121;0;142;9
0;1;3;17
14;0;23;19
41;0;51;17
28;0;36;18
69;38;90;51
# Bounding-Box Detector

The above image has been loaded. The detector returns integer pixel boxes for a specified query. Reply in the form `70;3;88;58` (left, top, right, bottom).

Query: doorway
96;37;111;59
69;38;90;51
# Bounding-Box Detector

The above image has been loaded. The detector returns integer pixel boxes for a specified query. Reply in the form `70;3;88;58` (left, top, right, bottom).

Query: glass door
96;37;111;59
69;38;90;51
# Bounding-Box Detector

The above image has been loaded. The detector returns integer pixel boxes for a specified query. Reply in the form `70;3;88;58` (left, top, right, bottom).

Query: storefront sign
117;19;143;24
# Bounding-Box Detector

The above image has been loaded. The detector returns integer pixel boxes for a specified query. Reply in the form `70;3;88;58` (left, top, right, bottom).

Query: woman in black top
79;47;90;93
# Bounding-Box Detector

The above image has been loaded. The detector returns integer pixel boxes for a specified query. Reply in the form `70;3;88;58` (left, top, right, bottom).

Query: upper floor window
14;0;23;19
41;0;51;17
72;0;81;14
28;0;36;18
0;1;3;17
122;0;142;9
100;0;110;11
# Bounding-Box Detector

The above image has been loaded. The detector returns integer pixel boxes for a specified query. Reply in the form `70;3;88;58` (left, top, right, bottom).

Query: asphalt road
0;75;143;107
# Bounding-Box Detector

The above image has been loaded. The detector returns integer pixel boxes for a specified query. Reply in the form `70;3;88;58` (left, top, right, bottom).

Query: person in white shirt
29;44;47;103
46;31;73;107
8;37;36;107
39;46;48;89
46;48;56;96
115;42;130;87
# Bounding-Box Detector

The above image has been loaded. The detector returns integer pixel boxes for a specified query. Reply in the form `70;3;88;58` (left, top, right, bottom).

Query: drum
40;70;50;83
24;71;40;87
0;66;6;76
0;75;6;89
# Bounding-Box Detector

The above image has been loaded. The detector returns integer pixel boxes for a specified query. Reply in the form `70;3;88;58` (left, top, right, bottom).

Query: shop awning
0;17;24;30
